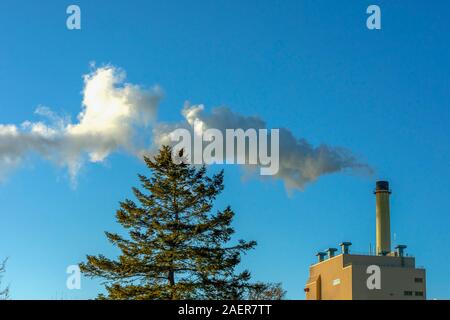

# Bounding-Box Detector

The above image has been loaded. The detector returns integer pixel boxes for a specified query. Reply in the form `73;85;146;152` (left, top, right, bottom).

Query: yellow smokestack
375;181;391;255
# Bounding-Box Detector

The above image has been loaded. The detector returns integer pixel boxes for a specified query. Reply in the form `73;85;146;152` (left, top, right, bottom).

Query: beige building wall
306;255;353;300
305;254;426;300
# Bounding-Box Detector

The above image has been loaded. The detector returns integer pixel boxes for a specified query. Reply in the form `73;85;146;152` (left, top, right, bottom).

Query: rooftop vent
340;242;352;254
315;252;326;263
326;248;338;259
395;244;407;257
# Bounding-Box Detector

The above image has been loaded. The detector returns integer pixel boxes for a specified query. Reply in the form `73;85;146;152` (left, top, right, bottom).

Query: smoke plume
0;65;371;190
152;104;372;190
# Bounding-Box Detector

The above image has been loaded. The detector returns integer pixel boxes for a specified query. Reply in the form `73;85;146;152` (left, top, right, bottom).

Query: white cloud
0;66;162;184
0;64;371;190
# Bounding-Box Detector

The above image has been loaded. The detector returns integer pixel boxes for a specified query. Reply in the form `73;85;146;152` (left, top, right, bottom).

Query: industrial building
305;181;426;300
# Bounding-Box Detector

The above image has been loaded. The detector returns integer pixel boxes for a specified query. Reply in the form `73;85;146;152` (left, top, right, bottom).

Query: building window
332;278;341;286
415;291;424;296
404;291;413;296
414;277;423;283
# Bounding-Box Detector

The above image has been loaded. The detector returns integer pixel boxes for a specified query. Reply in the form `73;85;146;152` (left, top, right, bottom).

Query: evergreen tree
80;146;258;300
0;258;9;300
244;282;286;300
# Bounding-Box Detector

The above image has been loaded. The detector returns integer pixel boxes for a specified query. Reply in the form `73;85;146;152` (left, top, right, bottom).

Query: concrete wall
343;254;416;268
305;255;352;300
305;253;426;300
351;265;426;300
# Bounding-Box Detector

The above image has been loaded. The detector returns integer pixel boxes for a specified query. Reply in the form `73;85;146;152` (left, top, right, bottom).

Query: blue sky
0;0;449;299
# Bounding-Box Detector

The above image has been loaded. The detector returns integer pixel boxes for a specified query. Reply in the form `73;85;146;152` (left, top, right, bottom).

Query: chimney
395;245;407;257
340;242;352;254
326;248;338;259
375;181;391;255
315;252;326;263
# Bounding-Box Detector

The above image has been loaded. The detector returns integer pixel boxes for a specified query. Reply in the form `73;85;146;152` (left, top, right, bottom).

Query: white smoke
152;104;372;190
0;64;371;190
0;66;162;184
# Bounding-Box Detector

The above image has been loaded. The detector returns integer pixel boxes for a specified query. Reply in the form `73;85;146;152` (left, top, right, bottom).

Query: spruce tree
0;258;9;300
80;146;257;300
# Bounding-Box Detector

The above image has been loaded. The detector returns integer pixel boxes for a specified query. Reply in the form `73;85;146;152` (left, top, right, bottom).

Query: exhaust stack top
375;181;391;255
